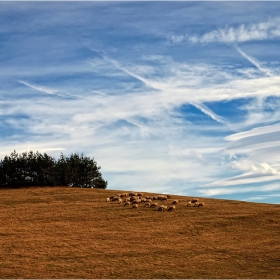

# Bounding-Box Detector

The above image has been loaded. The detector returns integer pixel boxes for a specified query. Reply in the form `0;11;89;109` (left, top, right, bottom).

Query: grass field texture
1;186;280;279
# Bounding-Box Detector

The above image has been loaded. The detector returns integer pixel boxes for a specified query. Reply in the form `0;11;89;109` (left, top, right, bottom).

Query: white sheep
187;201;192;207
132;204;138;208
150;203;158;208
106;198;110;202
118;198;122;204
129;192;137;197
124;202;131;207
144;202;151;207
168;205;176;211
191;198;199;203
198;202;204;207
158;205;167;211
171;200;179;205
160;196;167;202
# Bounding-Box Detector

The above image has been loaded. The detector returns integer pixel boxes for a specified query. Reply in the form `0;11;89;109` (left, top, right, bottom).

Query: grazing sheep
118;198;122;204
124;202;131;207
144;202;151;207
191;198;199;203
110;196;119;201
198;202;204;207
141;198;146;203
150;203;158;208
124;197;131;202
160;196;167;202
120;193;128;198
145;198;152;203
132;204;138;208
145;196;152;199
158;205;167;212
106;198;110;202
137;193;143;197
171;200;179;205
168;205;176;211
166;195;172;199
187;201;192;207
152;196;158;200
132;200;138;205
129;192;137;197
194;202;200;207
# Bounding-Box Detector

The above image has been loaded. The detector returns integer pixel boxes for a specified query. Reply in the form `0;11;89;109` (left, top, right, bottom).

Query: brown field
0;186;280;279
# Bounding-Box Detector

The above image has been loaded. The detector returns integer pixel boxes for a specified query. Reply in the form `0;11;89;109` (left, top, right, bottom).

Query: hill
0;186;280;278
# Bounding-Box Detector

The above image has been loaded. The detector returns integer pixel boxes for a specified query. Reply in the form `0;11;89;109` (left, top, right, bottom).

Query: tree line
0;151;107;189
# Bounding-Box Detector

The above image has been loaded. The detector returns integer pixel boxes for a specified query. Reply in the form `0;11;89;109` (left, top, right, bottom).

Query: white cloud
188;17;280;44
225;123;280;141
234;45;274;77
230;159;279;175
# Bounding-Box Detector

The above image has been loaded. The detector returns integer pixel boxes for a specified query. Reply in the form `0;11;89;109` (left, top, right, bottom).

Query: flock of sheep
106;192;204;212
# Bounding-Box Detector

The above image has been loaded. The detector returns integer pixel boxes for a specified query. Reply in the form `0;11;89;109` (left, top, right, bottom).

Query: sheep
197;202;204;207
106;198;110;202
120;193;128;198
145;198;152;203
144;202;151;207
137;193;143;197
187;201;193;207
132;204;138;208
118;198;122;204
132;200;138;205
110;196;119;202
166;195;172;199
124;197;131;202
152;196;158;200
145;196;152;200
168;205;176;211
124;202;131;207
159;196;167;202
150;203;158;208
141;198;146;203
158;205;167;212
129;192;137;197
171;200;179;205
191;198;199;203
194;202;200;207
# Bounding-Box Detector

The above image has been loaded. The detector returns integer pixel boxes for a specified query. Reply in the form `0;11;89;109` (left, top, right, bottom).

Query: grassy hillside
0;186;280;279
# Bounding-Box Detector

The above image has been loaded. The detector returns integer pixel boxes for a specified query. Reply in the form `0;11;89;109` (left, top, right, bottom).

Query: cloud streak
234;45;274;77
176;17;280;44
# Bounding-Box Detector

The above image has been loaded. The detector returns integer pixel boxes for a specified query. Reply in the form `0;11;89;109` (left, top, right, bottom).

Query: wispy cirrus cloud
169;17;280;45
18;80;79;99
234;45;274;77
18;80;59;95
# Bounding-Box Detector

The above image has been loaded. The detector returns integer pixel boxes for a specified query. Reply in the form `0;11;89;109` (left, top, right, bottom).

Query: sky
1;1;280;203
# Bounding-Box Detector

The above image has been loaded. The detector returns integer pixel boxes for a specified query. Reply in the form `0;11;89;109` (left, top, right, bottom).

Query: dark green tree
0;151;107;189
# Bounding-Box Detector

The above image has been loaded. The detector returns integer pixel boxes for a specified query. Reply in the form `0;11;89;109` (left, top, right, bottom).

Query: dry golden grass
0;186;280;279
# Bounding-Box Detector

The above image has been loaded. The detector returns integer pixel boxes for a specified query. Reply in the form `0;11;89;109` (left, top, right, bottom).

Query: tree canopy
0;151;107;189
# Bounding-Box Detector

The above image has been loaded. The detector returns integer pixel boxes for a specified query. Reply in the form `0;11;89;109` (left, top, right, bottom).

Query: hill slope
0;186;280;278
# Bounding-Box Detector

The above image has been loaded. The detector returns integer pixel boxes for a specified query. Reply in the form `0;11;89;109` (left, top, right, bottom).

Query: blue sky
1;1;280;203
